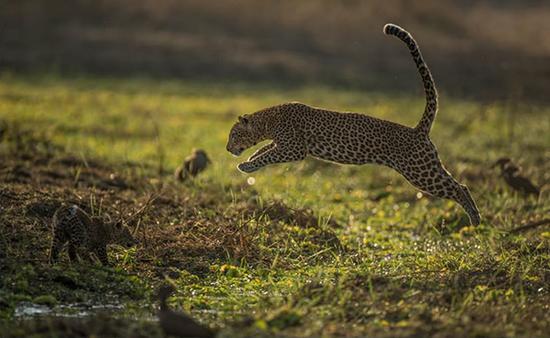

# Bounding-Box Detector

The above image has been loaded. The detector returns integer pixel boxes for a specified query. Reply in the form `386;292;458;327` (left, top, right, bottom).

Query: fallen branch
508;219;550;234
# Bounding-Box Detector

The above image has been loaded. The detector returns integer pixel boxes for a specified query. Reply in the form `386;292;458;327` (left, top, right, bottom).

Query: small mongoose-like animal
175;149;211;181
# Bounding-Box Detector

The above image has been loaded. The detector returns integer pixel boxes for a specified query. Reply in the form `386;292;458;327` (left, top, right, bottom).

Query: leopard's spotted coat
49;205;137;265
226;24;480;225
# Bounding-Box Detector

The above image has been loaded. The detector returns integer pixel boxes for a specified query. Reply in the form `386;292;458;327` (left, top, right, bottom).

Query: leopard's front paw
237;162;258;173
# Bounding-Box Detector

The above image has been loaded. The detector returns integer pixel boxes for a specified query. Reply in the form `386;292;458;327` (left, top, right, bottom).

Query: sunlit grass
1;73;547;220
0;73;548;337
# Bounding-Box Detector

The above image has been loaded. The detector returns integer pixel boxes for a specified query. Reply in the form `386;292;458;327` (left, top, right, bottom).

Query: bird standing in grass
158;285;215;338
175;149;211;182
492;158;540;197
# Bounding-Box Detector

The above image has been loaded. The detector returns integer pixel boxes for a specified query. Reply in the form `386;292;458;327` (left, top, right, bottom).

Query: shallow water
14;302;51;317
14;301;125;318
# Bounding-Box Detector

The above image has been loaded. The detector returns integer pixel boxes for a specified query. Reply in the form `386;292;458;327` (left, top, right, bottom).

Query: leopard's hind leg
401;163;480;225
395;140;481;225
431;173;480;225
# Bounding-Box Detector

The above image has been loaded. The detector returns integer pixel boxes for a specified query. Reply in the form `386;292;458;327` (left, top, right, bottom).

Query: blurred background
2;0;550;102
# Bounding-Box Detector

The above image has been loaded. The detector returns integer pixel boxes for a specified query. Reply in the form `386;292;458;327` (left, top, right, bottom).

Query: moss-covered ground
0;74;548;337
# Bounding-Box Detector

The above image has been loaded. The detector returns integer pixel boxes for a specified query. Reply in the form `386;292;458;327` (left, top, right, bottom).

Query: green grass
0;73;548;337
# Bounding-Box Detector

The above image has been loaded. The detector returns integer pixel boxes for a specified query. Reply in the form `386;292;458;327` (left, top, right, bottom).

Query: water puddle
14;302;51;317
14;301;125;318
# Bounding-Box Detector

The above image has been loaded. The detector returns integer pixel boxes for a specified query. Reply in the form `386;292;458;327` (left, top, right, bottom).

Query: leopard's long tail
383;23;438;136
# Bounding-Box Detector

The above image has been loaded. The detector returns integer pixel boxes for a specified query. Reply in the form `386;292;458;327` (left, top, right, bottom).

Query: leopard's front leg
95;245;110;266
248;142;276;161
238;141;306;173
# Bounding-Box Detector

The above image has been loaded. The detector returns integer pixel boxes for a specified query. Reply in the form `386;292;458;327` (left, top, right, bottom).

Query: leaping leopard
226;23;481;225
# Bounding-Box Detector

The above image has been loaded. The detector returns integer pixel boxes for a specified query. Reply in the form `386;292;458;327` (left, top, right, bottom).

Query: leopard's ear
238;115;249;124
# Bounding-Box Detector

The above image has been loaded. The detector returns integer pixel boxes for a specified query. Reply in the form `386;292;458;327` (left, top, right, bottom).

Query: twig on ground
508;219;550;235
125;193;159;227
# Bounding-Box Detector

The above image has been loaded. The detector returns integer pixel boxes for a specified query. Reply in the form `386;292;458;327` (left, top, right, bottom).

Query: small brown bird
492;158;540;197
175;149;211;181
158;285;215;338
492;158;520;174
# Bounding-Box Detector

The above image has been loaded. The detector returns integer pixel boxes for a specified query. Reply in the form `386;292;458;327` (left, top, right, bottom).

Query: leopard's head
226;114;264;156
112;222;138;248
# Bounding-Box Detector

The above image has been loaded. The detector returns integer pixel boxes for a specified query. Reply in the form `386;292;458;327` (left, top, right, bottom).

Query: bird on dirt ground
175;149;211;182
158;284;215;338
492;158;540;197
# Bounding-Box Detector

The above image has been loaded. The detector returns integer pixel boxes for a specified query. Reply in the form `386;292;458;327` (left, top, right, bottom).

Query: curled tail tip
383;23;401;35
